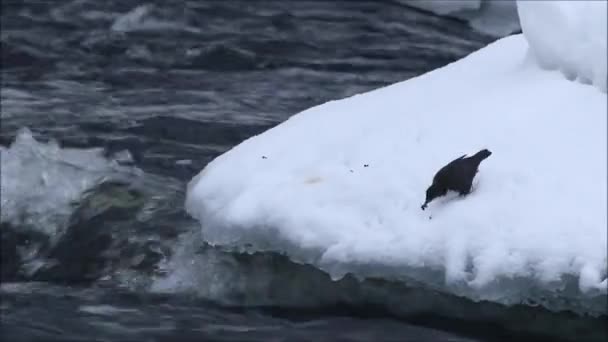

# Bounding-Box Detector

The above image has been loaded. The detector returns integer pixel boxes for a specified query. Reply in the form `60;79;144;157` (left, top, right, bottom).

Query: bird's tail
470;149;492;164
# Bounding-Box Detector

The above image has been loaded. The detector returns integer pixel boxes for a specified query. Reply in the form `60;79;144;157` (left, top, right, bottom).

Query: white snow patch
186;4;607;314
518;1;607;92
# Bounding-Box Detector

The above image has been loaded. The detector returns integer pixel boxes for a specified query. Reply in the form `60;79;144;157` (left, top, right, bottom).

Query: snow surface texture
186;3;607;315
401;0;521;37
0;128;140;237
518;1;607;93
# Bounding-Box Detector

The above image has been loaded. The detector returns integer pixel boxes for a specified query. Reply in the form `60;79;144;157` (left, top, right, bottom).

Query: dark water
1;1;606;342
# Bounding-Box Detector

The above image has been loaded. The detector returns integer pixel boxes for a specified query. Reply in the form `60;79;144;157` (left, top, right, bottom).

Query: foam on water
111;4;200;34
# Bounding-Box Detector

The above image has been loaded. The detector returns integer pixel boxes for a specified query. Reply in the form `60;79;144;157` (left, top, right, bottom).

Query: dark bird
421;149;492;210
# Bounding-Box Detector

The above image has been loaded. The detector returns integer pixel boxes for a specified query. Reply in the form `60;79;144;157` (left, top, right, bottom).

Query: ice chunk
0;128;140;238
517;1;608;92
186;29;607;315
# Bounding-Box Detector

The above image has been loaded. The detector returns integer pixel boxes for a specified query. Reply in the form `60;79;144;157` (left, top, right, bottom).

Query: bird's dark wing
439;154;467;171
433;154;467;183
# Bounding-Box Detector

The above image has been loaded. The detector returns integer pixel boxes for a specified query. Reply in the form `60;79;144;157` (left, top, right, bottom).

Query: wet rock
32;181;146;283
1;223;21;281
1;222;51;282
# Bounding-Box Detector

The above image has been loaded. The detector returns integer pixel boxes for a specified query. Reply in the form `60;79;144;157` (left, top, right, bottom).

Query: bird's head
421;183;446;210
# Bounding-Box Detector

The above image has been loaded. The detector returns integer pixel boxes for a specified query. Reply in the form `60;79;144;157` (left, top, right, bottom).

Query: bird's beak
421;202;427;210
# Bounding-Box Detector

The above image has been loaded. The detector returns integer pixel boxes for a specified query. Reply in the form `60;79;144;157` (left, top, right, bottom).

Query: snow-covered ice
185;1;607;314
518;1;607;92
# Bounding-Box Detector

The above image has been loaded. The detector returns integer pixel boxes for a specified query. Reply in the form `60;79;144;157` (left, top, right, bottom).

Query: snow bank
401;0;520;37
0;128;139;237
518;1;607;92
185;3;607;314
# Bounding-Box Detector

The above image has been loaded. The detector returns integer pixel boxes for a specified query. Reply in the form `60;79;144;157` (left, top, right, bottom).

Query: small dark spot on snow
304;176;322;184
364;164;369;167
262;156;267;159
349;170;353;173
429;216;432;220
